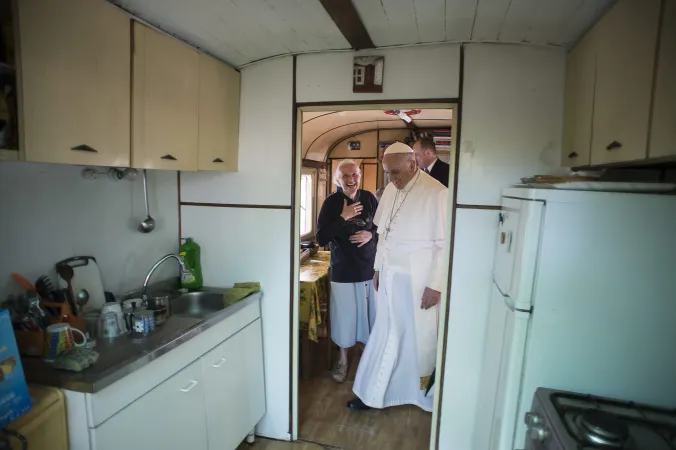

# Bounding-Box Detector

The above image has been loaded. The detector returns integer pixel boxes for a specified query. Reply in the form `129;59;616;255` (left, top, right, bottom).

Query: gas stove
524;388;676;449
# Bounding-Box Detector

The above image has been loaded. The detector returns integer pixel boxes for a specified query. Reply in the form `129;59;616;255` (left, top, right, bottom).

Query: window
353;66;365;85
300;172;314;237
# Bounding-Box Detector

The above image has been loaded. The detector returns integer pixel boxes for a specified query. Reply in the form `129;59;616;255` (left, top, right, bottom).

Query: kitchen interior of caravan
0;0;675;449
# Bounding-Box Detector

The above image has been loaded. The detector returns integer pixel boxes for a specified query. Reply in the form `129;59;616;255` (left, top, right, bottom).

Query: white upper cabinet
648;0;676;159
561;27;597;167
198;54;240;172
17;0;131;167
131;21;200;171
590;0;661;165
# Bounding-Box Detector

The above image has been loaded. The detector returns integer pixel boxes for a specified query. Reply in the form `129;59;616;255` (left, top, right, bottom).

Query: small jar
132;310;155;335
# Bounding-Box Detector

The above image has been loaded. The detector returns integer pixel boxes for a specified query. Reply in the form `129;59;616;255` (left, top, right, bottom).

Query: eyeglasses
347;218;367;227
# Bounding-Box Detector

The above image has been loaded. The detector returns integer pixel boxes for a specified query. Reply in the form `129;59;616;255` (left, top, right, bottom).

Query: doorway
292;103;457;449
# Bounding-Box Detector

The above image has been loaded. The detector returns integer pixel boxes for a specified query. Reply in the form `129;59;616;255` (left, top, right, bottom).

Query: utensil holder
15;331;45;357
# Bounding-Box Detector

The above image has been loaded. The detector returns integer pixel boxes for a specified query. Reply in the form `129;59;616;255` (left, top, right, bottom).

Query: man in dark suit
412;137;450;187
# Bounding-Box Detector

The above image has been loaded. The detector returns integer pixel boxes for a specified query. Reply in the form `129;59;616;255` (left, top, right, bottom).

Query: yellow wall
378;129;410;142
328;131;378;159
362;163;377;194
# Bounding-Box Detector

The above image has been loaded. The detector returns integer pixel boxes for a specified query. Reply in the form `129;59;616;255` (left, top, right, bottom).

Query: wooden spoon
56;264;78;316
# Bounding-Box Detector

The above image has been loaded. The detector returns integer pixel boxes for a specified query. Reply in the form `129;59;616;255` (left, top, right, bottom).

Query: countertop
21;292;261;393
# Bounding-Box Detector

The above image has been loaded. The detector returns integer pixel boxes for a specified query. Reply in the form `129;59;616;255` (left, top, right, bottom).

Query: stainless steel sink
170;291;226;318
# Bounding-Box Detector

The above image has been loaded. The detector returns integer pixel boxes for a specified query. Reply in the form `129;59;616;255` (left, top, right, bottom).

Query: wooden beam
302;159;329;169
318;0;375;50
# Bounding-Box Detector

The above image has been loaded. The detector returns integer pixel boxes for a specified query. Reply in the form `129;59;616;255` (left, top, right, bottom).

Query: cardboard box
0;309;31;428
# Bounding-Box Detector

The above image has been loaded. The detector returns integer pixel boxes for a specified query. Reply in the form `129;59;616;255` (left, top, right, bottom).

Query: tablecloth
299;251;330;342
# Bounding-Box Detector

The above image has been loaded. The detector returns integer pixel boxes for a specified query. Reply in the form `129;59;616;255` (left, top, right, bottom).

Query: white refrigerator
473;187;676;450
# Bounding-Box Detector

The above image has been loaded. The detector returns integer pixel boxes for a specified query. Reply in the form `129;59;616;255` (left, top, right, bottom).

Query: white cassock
353;169;447;412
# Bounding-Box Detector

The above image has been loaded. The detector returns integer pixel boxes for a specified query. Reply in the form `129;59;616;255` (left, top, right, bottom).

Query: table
299;251;330;342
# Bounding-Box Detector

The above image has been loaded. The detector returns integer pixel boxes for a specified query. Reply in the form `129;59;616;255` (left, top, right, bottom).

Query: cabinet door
202;319;266;450
18;0;130;167
132;22;199;171
93;360;207;450
561;28;597;167
590;0;661;165
648;0;676;158
198;54;240;171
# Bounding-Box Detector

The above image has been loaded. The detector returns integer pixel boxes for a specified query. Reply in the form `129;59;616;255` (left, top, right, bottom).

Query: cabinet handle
161;154;177;160
568;151;578;158
71;144;98;153
212;357;227;368
180;380;199;393
606;141;622;151
212;158;224;163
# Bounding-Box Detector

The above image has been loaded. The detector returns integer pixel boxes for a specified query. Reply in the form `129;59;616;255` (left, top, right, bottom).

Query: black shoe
346;397;372;411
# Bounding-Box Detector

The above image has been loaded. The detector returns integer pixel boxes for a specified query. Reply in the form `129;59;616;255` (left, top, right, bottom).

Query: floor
239;439;325;450
296;349;432;450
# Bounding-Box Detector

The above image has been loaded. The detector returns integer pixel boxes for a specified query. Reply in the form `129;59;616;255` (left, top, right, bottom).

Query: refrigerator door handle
494;281;516;312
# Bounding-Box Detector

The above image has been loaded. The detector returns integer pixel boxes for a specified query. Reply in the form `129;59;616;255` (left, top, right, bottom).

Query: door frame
291;101;459;449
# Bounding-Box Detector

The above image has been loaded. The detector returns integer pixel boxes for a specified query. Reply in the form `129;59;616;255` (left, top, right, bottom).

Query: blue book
0;309;31;428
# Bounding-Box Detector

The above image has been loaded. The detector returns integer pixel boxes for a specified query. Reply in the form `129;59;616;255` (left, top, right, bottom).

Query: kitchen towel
223;282;261;307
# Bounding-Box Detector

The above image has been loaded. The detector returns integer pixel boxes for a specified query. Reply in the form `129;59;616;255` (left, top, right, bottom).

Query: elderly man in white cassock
348;141;447;412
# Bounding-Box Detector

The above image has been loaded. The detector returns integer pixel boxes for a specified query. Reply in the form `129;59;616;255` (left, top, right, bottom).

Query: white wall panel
458;44;566;206
438;208;498;450
181;205;291;440
296;45;460;103
181;56;293;206
0;162;179;298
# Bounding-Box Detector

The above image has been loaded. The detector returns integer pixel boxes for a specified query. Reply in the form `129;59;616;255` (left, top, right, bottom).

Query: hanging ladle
138;169;156;233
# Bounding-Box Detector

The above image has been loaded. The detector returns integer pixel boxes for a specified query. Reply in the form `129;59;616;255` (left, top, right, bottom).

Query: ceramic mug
44;323;87;361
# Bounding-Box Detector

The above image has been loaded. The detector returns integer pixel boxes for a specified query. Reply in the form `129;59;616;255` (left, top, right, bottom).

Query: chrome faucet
141;254;188;304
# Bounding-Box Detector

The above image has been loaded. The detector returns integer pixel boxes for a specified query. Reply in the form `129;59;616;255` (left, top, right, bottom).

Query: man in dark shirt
316;160;378;383
412;137;450;187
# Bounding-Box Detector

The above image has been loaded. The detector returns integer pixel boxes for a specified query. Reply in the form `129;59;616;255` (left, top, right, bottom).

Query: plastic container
179;238;203;290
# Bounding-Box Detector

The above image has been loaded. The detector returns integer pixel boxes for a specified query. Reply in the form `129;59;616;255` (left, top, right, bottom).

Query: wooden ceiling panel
302;109;452;160
445;0;479;41
550;0;615;46
302;109;453;161
414;0;447;43
352;0;420;46
110;0;349;67
471;0;513;41
497;0;540;42
522;0;589;45
110;0;616;67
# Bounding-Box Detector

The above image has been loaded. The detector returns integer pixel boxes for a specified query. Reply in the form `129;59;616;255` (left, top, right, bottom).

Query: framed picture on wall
353;56;384;93
348;141;361;151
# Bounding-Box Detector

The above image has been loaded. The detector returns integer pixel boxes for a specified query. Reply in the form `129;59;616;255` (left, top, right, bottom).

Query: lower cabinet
203;318;266;449
92;360;208;450
90;319;265;450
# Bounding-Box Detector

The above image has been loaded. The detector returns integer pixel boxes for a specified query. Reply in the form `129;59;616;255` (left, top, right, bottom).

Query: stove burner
575;410;629;447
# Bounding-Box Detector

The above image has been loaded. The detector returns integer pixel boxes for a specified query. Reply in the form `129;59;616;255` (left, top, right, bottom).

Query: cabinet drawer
92;360;207;450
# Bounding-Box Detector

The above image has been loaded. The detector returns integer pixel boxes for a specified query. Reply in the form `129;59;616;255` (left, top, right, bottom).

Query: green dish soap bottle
179;238;203;290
